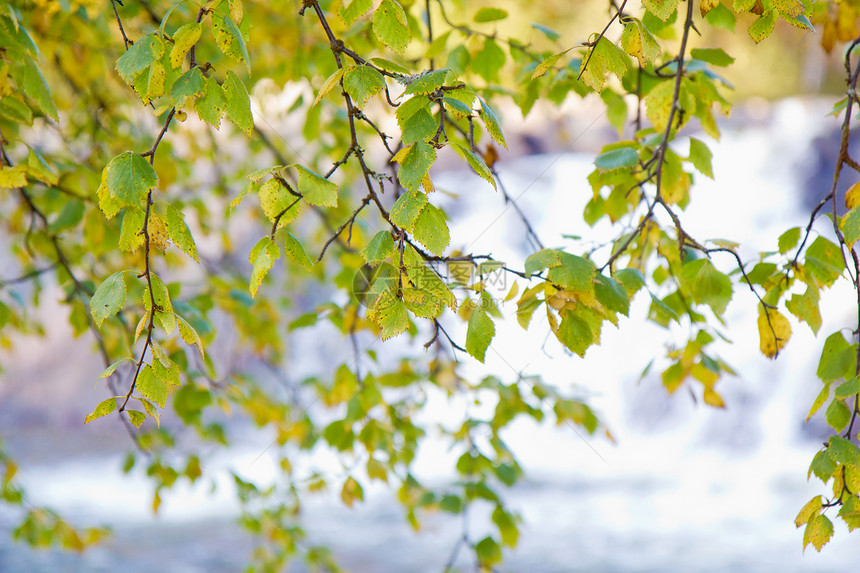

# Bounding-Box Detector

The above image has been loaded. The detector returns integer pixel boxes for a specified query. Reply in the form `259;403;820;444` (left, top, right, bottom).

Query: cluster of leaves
0;0;859;569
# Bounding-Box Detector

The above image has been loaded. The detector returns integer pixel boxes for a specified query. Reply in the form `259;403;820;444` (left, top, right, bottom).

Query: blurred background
3;1;860;571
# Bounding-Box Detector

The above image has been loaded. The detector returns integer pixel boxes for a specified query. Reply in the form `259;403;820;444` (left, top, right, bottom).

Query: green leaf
195;75;226;128
47;200;84;234
284;232;313;270
362;231;395;265
466;305;495;362
313;67;346;107
688;137;713;178
212;12;250;71
399;107;436;145
524;248;562;275
145;273;176;334
0;95;33;125
817;332;854;382
452;144;496;189
395;141;436;191
90;272;127;327
705;3;736;31
84;397;118;424
478;97;507;149
825;398;851;432
166;204;199;262
133;60;167;104
835;377;860;399
838;496;860;531
412;203;450;256
137;364;168;408
531;22;561;41
581;36;628;92
249;238;280;297
557;312;594;357
373;0;410;54
176;313;204;357
118;207;145;252
594;274;630;316
97;152;158;213
680;259;732;315
594;147;639;171
27;148;58;185
475;536;502;567
474;7;508;22
643;0;680;21
749;10;776;43
778;227;801;254
377;297;409;340
170;23;202;68
805;236;844;287
439;494;463;513
615;268;646;295
170;67;207;109
404;69;449;95
258;178;294;224
441;96;472;117
402;287;444;318
472;38;506;83
786;285;821;334
343;65;385;108
296;165;338;207
547;252;596;293
842;205;860;249
98;358;132;380
223;70;254;135
491;506;519;547
390;189;428;230
803;514;833;552
369;57;410;74
828;436;860;469
808;449;837;481
690;48;735;67
339;0;373;26
620;19;661;68
116;33;164;83
128;408;149;428
531;49;570;80
152;353;181;388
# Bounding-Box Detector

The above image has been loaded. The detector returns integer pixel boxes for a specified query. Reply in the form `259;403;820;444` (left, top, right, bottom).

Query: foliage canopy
2;0;860;568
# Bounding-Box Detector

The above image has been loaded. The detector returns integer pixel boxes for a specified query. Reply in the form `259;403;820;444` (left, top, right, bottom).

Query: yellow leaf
312;67;346;107
700;0;719;16
170;23;202;69
795;496;822;528
228;0;243;23
757;307;791;359
421;172;434;193
391;142;412;164
148;213;170;251
0;165;27;188
846;181;860;210
703;387;725;408
803;514;833;552
504;280;519;302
